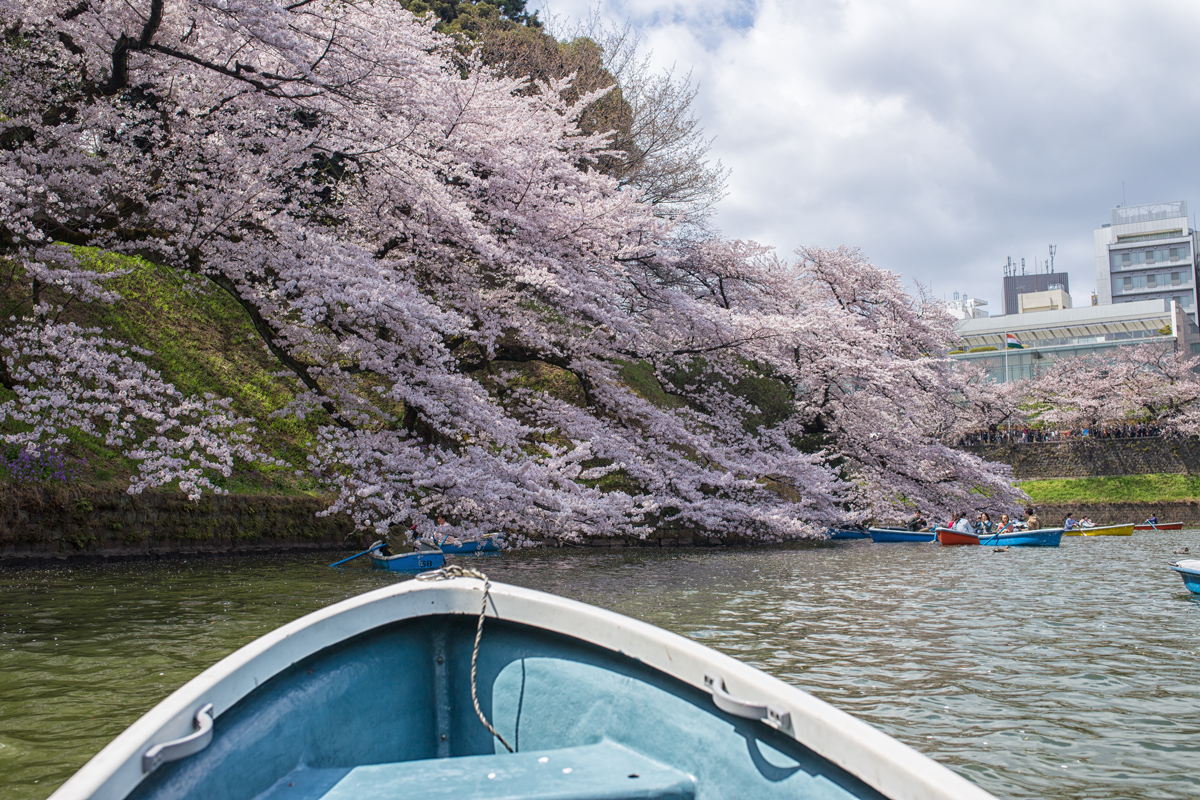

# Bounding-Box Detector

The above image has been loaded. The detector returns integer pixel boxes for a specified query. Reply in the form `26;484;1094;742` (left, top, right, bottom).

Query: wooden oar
328;541;385;568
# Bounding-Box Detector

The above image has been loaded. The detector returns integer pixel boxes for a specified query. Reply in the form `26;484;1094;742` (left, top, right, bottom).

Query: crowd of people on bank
956;424;1162;446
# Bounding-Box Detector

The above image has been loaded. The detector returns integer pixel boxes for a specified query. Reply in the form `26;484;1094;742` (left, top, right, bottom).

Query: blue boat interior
127;616;890;800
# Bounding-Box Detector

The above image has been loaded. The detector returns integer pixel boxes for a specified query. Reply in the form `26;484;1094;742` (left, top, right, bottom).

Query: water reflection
2;532;1199;799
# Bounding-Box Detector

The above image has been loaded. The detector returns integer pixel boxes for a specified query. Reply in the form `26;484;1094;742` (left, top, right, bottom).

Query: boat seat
315;741;696;800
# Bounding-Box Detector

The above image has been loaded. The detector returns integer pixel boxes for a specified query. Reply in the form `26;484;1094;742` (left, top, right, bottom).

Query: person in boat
977;512;993;534
1063;513;1079;531
1080;516;1095;528
432;515;462;547
951;511;974;534
1024;506;1040;530
1145;513;1158;525
995;513;1015;534
907;512;929;531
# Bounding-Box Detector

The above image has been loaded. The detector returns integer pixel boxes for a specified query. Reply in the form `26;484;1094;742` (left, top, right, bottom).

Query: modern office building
952;298;1200;383
1094;201;1199;322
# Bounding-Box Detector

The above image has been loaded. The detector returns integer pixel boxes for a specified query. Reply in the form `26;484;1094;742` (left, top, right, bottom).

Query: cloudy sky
532;0;1200;314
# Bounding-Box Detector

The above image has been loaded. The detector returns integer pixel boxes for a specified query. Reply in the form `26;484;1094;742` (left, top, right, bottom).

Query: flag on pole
1005;332;1024;349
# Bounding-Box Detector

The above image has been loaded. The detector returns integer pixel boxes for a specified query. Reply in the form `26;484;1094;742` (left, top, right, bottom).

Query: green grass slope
2;253;322;494
1021;473;1200;504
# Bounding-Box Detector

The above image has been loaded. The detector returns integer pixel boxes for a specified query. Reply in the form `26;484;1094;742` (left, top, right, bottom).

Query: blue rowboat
368;543;445;572
867;527;937;543
436;536;504;554
978;528;1064;547
50;575;999;800
827;527;870;540
1169;559;1200;594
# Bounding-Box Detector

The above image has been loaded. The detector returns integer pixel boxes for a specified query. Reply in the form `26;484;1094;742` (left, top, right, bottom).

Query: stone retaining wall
1035;501;1200;527
0;487;359;565
962;437;1200;480
0;487;735;565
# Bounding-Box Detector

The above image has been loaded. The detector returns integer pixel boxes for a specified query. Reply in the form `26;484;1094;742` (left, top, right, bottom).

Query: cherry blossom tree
1029;343;1200;435
0;0;1022;540
950;361;1029;439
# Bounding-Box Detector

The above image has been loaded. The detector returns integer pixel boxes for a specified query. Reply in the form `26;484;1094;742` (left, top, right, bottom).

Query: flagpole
1004;330;1009;383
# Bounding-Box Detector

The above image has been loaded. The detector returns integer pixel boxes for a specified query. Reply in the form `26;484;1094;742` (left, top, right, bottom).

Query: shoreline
2;486;1196;567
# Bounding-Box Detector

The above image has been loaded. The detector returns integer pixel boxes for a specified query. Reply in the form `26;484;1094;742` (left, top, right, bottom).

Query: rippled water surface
3;531;1200;799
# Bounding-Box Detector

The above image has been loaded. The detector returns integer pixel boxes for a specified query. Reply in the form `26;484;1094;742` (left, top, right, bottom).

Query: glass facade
1109;242;1191;270
956;337;1174;383
1111;270;1194;305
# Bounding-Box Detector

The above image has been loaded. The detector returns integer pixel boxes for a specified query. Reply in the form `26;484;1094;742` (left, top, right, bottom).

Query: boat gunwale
977;528;1064;545
49;578;999;800
1068;523;1136;536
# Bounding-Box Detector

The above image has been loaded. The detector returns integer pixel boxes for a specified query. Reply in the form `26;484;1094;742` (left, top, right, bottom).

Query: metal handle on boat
142;703;214;774
704;673;791;729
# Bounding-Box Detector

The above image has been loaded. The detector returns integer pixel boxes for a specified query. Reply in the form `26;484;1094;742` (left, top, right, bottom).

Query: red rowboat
935;527;981;546
1133;521;1184;531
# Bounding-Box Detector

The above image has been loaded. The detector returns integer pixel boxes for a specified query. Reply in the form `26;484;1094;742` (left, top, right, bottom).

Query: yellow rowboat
1064;523;1136;536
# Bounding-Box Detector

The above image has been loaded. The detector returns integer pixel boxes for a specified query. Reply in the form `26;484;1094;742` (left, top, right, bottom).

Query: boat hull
1170;560;1200;594
978;529;1064;547
1066;524;1135;536
368;548;445;571
50;580;999;800
867;527;936;543
935;528;980;546
436;538;503;554
828;528;871;540
1134;522;1184;531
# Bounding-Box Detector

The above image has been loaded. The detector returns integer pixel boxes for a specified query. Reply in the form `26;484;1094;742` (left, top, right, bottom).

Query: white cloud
534;0;1200;310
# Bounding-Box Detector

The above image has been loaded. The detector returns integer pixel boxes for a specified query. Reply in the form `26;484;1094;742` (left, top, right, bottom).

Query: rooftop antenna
1122;181;1126;207
1049;244;1056;272
1021;257;1026;275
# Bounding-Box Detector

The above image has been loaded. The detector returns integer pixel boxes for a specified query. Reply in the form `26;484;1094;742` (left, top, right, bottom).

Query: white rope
417;566;514;752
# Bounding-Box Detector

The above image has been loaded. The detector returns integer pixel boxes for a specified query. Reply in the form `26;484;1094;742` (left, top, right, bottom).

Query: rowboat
867;527;936;543
978;528;1064;547
435;535;504;554
49;573;999;800
1169;559;1200;594
935;527;981;546
1065;523;1135;537
368;542;445;571
1133;522;1184;531
827;527;871;540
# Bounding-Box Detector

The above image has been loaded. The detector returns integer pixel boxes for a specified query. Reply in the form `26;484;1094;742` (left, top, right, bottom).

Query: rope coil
416;566;514;752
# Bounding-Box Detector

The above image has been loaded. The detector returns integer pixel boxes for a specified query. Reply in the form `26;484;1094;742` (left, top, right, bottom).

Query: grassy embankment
1021;474;1200;504
1;252;323;495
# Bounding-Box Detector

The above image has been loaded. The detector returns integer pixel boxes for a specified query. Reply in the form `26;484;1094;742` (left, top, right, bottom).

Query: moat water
2;530;1199;799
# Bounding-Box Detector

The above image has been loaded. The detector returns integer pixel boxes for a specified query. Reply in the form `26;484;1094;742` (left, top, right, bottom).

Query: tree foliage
0;1;1021;540
952;343;1200;438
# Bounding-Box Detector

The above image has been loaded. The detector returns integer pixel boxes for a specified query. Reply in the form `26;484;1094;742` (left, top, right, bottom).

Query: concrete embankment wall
0;487;359;566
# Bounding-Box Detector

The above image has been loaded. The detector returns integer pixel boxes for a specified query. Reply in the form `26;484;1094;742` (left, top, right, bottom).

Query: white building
1016;286;1071;314
1094;201;1199;322
952;298;1199;383
945;293;989;320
